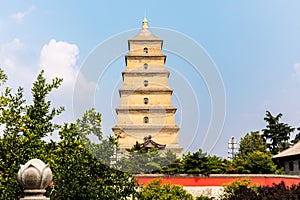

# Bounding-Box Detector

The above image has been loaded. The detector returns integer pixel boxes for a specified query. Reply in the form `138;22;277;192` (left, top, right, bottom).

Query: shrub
221;178;259;200
221;179;300;200
195;195;215;200
137;179;194;200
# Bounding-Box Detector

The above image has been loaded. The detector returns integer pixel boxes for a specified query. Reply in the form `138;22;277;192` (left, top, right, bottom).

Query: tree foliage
221;178;259;200
237;131;267;158
0;70;136;199
182;149;208;174
159;150;182;174
1;67;296;200
137;179;194;200
291;127;300;145
262;111;295;155
180;149;227;175
119;141;282;176
231;131;282;174
118;142;229;176
75;108;118;166
118;142;177;174
47;121;136;199
232;151;281;174
195;195;215;200
0;70;63;199
222;180;300;200
160;149;227;175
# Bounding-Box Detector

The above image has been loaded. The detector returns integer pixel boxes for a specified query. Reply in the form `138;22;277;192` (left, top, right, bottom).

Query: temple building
112;18;182;155
273;141;300;175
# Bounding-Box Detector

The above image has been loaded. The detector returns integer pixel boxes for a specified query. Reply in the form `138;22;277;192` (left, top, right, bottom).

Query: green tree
243;151;279;174
137;179;194;200
232;151;281;174
182;149;208;174
205;155;226;174
221;178;259;200
48;122;136;199
181;149;226;175
75;108;118;166
291;127;300;145
230;130;283;174
222;159;237;174
222;180;300;200
237;131;267;158
0;70;63;199
262;111;295;155
0;70;136;199
161;157;183;175
195;195;215;200
119;142;177;174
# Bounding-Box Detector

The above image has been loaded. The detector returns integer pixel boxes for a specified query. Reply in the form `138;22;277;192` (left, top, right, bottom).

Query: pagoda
112;18;182;155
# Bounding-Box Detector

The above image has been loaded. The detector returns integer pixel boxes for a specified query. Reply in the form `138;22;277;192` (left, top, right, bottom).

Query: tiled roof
141;139;166;150
273;141;300;158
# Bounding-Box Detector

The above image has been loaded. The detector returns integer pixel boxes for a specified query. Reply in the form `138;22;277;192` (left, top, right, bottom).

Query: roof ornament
128;17;162;41
142;17;148;31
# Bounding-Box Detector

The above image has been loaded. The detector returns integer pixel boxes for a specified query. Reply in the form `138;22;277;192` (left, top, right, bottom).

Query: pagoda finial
142;17;148;30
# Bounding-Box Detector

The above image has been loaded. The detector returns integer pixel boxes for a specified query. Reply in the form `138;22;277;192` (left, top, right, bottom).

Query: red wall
135;175;300;187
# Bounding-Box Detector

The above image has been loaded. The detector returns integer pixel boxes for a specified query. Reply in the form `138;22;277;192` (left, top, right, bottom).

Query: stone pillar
18;158;53;200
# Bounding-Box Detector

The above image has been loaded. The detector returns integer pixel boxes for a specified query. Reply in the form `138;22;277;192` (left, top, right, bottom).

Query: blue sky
1;1;300;157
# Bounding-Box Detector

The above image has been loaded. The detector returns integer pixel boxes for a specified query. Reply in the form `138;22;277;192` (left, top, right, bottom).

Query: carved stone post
18;158;53;200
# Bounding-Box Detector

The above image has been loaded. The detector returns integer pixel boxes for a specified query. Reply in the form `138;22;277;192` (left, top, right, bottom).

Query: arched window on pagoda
144;63;148;69
144;97;149;104
144;80;148;87
143;116;149;123
144;47;148;53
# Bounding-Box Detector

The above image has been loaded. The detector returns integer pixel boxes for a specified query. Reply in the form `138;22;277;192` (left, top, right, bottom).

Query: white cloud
0;38;97;124
11;6;35;23
294;63;300;74
0;38;98;139
39;39;97;121
294;63;300;79
40;39;79;85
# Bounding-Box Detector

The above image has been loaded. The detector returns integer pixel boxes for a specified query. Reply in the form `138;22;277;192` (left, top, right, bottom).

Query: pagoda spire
142;17;148;31
128;17;161;41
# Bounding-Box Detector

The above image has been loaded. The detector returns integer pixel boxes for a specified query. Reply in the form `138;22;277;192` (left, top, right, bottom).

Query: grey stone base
20;189;49;200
